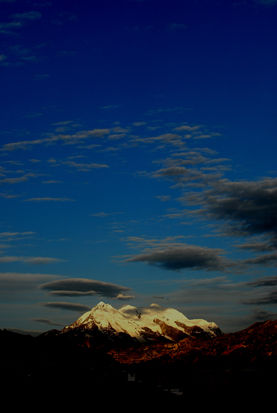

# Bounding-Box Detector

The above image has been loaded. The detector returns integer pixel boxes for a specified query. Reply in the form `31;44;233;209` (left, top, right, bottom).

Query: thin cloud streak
24;197;74;202
0;129;111;152
0;256;65;264
42;302;91;312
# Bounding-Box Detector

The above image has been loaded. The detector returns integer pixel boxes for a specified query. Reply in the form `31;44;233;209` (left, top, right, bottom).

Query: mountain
62;301;222;343
0;306;276;409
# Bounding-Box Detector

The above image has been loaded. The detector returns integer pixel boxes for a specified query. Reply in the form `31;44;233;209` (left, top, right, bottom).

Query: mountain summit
63;301;221;342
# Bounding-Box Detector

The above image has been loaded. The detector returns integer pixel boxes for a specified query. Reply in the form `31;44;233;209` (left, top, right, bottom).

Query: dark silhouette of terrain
0;320;276;409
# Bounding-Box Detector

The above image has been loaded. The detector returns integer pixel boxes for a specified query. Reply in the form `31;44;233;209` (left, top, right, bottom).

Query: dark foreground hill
0;319;276;409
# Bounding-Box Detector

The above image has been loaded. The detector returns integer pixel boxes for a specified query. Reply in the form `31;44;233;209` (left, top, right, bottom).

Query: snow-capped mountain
63;301;221;342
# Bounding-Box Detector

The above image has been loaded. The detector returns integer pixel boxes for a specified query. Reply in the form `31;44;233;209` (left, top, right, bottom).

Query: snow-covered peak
94;301;113;310
64;301;221;341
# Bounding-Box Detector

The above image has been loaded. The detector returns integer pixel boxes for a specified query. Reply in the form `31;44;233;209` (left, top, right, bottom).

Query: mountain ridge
62;301;222;343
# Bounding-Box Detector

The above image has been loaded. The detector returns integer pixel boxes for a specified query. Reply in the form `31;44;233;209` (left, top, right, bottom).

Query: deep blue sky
0;0;277;333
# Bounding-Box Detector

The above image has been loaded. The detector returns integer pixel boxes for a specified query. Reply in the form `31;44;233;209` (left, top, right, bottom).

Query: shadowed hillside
0;319;276;409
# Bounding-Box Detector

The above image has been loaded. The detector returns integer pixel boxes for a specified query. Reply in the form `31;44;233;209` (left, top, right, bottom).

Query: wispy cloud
244;291;277;305
24;197;74;202
174;124;201;132
32;318;64;327
241;252;277;267
63;161;109;171
90;211;122;218
0;231;35;240
0;256;65;264
235;239;276;252
156;195;171;202
0;128;110;151
247;275;277;287
11;11;42;21
0;272;57;292
132;133;184;147
0;173;38;184
42;302;91;312
0;10;41;36
167;23;187;31
100;104;120;110
0;192;19;199
0;54;7;64
243;274;277;305
254;0;277;5
0;20;23;33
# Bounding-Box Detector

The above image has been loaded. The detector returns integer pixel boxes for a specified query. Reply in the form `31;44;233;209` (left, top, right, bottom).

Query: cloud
0;272;57;292
153;166;191;178
47;290;97;297
236;239;276;252
167;23;187;31
150;151;228;187
132;121;147;127
126;235;187;249
125;244;232;272
241;252;277;267
42;302;91;312
90;212;112;218
11;11;42;21
40;278;133;299
63;161;109;171
0;191;20;199
90;211;122;218
0;21;23;33
0;54;7;64
0;231;35;239
0;10;41;36
0;173;37;184
24;197;74;202
132;133;183;146
1;137;57;151
244;291;277;305
0;128;110;151
251;310;277;322
254;0;277;5
174;125;200;132
246;275;277;287
151;166;205;186
42;180;63;184
189;177;277;247
0;256;64;264
156;195;171;202
100;104;120;110
2;44;40;66
116;293;135;300
243;275;277;305
33;318;63;327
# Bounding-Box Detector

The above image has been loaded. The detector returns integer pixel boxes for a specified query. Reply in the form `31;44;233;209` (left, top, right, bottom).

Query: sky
0;0;277;334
